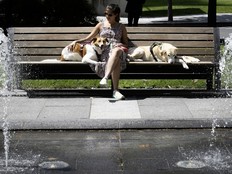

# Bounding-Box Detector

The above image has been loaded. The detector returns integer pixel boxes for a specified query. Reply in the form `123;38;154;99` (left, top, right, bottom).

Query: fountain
220;33;232;93
1;28;42;173
0;28;12;170
1;28;70;173
177;34;232;171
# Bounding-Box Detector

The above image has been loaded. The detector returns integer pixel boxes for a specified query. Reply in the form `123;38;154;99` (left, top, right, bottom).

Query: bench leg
206;78;213;90
206;71;214;90
214;66;222;90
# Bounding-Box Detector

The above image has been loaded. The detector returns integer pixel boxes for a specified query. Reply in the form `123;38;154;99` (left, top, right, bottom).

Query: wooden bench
8;26;221;96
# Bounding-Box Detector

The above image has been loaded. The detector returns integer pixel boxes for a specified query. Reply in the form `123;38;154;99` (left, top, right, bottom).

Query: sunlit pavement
1;96;232;129
0;129;232;174
98;13;232;40
98;13;232;25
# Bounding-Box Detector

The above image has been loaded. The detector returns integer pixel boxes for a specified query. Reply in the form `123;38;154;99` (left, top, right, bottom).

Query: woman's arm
117;24;128;48
68;22;101;46
75;22;102;43
68;23;102;50
112;24;129;52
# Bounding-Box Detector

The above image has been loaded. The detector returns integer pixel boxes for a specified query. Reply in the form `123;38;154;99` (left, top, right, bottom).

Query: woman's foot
113;90;125;100
100;77;108;87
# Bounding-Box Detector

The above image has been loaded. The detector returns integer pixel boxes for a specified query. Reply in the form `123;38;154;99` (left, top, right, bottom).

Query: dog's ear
161;50;167;56
104;38;109;43
173;48;178;54
91;37;97;43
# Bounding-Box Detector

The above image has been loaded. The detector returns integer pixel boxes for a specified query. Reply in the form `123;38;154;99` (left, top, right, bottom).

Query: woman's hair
106;4;121;22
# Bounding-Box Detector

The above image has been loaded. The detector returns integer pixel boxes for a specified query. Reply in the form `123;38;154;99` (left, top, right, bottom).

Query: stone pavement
0;93;232;130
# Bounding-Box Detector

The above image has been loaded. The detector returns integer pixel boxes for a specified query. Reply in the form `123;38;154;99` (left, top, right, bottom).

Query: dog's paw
182;63;189;69
94;62;105;72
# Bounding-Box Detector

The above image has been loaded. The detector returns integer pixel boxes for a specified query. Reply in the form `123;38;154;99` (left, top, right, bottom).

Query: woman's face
104;9;117;23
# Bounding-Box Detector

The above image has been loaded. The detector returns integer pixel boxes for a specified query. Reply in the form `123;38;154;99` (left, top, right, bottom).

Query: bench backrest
9;27;220;63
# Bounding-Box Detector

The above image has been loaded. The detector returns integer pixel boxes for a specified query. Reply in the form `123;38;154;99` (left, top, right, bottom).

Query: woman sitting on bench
70;4;128;100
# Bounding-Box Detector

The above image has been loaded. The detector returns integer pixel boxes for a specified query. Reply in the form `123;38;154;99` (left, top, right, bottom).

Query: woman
70;4;128;100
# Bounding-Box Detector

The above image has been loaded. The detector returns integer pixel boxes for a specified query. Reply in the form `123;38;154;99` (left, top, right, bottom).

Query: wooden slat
127;27;214;34
13;34;87;41
13;33;214;41
11;27;214;34
129;41;214;48
14;40;214;48
11;27;93;34
15;47;215;56
15;48;62;55
16;55;214;62
16;56;59;61
18;61;214;65
127;34;214;41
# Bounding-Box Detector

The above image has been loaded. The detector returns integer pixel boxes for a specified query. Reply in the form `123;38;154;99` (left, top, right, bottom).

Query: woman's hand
114;43;124;47
67;40;78;51
113;43;128;52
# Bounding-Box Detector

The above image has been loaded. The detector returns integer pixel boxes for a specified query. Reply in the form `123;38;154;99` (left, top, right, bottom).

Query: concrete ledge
1;119;232;130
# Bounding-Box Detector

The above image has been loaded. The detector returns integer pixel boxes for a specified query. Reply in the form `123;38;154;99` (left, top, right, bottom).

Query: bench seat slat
14;48;215;56
16;56;215;62
18;61;214;65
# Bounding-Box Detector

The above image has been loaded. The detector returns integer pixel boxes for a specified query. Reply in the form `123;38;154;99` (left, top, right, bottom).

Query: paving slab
90;98;141;119
1;96;232;129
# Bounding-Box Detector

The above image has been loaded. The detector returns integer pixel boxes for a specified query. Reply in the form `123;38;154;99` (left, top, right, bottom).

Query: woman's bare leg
100;48;125;99
104;48;122;79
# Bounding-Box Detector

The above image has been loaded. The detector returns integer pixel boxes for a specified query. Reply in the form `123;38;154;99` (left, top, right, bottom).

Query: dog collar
79;44;86;57
150;41;162;62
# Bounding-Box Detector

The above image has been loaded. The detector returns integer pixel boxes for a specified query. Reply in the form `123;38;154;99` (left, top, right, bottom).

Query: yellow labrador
128;42;199;69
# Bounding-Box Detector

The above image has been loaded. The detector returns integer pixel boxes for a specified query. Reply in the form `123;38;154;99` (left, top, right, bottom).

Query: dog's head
153;43;178;63
91;37;108;54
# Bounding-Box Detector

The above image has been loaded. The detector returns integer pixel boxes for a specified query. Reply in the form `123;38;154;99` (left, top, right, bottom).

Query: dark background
0;0;97;28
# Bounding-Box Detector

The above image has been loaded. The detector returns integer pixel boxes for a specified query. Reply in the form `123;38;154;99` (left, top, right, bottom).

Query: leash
150;41;162;62
93;49;101;61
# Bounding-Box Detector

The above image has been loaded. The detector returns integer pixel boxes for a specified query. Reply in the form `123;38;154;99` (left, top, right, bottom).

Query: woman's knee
111;47;123;57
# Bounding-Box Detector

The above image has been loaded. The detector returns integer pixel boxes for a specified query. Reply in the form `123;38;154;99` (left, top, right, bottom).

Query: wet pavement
0;129;232;174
